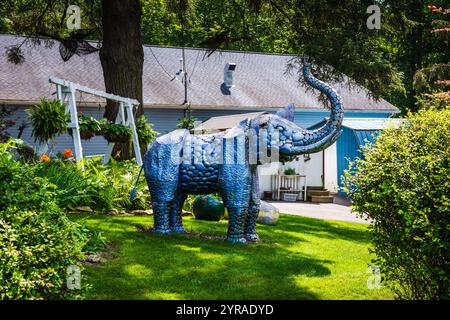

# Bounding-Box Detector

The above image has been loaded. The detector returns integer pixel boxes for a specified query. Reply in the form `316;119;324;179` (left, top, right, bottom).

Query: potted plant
69;115;102;140
284;168;297;175
136;115;157;150
27;99;68;143
101;121;132;143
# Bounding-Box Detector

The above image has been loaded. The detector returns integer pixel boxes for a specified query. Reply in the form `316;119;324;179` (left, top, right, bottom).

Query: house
296;117;403;195
0;34;399;197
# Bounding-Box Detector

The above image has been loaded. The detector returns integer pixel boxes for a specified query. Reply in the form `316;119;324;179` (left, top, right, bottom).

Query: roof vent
224;62;236;88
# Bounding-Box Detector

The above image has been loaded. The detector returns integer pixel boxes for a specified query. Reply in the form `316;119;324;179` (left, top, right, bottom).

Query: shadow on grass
271;214;371;244
71;214;370;300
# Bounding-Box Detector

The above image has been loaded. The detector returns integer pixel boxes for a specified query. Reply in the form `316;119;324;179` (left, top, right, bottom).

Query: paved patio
267;196;371;224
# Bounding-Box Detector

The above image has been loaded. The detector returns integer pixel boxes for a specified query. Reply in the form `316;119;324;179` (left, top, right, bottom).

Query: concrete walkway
267;197;370;224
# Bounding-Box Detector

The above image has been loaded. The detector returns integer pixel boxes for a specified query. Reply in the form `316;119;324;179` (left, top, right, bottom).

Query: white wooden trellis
49;76;143;167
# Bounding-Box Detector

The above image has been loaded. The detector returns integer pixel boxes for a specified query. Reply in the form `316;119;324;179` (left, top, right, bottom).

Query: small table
270;174;307;201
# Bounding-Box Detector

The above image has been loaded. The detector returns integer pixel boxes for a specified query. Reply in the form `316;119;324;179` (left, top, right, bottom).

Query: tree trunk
100;0;144;160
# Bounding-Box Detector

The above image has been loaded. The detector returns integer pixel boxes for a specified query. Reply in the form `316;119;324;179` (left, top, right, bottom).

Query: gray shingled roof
193;112;265;131
0;34;398;111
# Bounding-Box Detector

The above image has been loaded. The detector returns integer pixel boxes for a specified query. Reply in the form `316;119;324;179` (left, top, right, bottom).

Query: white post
66;83;83;166
304;176;308;202
126;102;143;166
56;84;62;102
119;102;126;125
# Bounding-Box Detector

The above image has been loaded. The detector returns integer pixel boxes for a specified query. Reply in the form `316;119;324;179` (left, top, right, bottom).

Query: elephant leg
225;207;248;244
244;166;260;242
169;191;186;234
219;163;251;244
244;201;260;242
152;201;171;235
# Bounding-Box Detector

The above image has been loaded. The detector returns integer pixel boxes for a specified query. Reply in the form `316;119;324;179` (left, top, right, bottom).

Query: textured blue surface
144;65;345;244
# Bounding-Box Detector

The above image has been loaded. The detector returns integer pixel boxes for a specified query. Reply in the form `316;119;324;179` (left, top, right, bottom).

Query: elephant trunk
281;64;344;155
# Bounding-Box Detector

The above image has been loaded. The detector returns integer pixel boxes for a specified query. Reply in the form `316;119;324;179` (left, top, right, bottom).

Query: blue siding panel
144;108;185;135
337;127;359;194
337;129;383;195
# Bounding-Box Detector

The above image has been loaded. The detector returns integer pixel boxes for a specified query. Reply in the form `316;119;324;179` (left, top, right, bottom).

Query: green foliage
343;109;450;300
34;160;115;212
101;122;132;143
76;115;102;139
84;158;150;211
0;207;89;299
27;99;68;143
135;115;158;147
176;116;196;130
33;156;150;213
182;194;196;212
177;108;197;130
284;168;296;175
0;141;94;299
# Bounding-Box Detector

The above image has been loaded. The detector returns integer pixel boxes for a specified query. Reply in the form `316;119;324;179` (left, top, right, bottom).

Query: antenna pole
182;47;188;105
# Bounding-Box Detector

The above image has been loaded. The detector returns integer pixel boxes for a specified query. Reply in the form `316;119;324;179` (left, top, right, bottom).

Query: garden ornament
143;64;344;243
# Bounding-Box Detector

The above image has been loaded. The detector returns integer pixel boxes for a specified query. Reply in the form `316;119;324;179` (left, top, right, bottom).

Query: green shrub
0;141;93;299
343;108;450;300
0;207;89;299
84;158;150;211
136;115;158;148
27;99;68;143
34;160;115;212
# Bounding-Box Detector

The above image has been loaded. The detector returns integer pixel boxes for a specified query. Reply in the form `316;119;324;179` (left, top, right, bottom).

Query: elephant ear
276;103;295;122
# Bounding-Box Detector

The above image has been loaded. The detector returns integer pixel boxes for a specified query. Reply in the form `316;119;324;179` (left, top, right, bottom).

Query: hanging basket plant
68;115;102;140
27;99;68;143
101;122;132;143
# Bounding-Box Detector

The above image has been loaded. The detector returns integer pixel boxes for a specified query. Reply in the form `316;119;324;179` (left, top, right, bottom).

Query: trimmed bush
0;141;93;299
344;109;450;300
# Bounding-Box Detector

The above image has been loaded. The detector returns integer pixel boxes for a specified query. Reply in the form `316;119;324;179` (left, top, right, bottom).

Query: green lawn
69;213;394;300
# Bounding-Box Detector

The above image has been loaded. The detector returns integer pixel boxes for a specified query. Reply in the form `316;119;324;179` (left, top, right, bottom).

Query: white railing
271;174;307;201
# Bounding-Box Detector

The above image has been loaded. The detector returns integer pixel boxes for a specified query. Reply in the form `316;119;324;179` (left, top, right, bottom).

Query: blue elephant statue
143;64;344;243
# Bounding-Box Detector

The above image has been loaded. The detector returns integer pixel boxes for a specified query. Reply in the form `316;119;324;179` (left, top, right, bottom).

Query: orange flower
40;154;50;163
63;149;74;158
